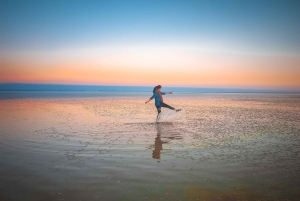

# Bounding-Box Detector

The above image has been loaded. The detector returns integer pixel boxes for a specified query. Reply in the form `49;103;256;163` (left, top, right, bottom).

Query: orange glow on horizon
1;54;300;89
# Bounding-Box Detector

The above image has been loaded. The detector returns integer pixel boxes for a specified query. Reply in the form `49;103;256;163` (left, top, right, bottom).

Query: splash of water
156;109;186;123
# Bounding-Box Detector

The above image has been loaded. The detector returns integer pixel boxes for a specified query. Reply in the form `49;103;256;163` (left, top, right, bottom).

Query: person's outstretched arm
162;92;172;95
145;94;155;104
145;99;151;104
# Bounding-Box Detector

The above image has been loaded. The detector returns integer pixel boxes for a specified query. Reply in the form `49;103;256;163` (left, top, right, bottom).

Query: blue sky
1;0;300;54
1;0;299;88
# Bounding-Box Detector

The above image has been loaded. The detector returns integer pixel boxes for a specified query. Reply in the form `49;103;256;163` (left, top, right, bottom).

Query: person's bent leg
160;102;175;110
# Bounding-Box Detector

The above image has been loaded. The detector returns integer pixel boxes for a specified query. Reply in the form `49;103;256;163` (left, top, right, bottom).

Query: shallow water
0;93;300;201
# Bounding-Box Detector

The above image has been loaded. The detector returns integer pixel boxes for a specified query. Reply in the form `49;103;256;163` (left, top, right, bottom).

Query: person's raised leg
160;102;175;110
161;102;181;112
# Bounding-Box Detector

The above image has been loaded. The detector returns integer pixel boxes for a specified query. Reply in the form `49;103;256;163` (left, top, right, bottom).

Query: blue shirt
150;91;166;107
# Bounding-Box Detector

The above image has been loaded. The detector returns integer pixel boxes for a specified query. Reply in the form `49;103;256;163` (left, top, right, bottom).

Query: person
145;85;181;120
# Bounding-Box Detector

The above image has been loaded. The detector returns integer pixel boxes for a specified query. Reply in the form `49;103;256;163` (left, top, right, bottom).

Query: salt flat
0;92;299;201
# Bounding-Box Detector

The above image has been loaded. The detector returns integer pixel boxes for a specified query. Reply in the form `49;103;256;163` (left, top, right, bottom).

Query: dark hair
153;85;162;93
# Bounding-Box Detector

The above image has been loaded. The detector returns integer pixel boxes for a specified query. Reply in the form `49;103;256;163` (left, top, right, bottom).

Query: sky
1;0;300;89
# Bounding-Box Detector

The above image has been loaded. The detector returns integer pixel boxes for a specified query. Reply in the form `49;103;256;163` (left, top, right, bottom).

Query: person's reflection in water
152;122;182;161
152;128;163;160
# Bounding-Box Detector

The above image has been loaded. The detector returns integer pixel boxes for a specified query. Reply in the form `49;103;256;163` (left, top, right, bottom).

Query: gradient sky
1;0;300;88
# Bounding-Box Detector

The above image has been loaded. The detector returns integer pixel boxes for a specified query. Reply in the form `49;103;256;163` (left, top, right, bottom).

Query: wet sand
0;93;299;201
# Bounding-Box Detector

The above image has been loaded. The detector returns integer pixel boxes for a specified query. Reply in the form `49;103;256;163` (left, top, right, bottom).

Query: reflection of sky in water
0;93;299;200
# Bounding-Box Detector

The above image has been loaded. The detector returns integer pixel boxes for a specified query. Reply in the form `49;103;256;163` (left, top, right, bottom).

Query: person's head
153;85;162;93
156;85;162;92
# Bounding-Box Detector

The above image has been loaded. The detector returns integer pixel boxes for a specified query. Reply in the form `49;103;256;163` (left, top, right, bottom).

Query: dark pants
156;102;175;117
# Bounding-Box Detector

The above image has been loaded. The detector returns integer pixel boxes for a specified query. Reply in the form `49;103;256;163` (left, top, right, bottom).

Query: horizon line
0;82;300;93
1;81;299;90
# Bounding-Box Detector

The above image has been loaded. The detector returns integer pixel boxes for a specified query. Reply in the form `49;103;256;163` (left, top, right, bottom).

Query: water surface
0;92;299;201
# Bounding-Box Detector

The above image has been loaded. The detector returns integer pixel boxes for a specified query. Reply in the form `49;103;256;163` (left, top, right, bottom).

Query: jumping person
145;85;181;121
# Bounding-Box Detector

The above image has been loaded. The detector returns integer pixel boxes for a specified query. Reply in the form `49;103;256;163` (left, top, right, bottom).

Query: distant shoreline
0;83;299;94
